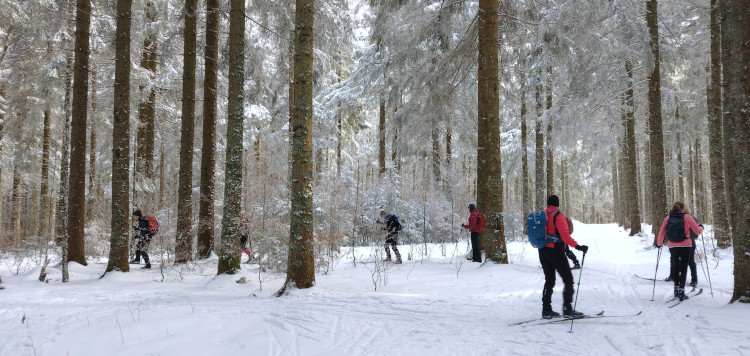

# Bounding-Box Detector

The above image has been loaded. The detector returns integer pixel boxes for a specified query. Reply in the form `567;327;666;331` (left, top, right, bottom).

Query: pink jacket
657;212;703;248
544;207;578;248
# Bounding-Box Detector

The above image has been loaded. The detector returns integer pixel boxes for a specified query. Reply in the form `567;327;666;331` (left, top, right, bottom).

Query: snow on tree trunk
477;0;507;264
106;0;132;273
198;0;219;259
624;61;641;235
217;0;245;275
534;80;545;210
280;0;316;295
135;0;158;216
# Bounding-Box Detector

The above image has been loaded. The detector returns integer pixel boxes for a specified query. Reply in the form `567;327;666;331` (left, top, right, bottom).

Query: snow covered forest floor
1;221;748;356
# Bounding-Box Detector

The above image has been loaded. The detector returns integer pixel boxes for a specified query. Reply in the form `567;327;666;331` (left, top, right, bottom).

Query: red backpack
476;212;486;232
147;215;159;235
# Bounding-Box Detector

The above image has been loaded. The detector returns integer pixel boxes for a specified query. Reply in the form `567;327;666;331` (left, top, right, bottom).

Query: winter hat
547;195;560;207
380;209;387;216
133;210;143;217
468;204;476;211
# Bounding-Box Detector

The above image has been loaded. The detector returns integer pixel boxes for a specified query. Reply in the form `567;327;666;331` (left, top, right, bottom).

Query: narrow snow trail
0;222;748;355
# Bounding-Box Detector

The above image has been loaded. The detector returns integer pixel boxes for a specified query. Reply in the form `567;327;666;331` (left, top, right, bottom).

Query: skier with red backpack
462;204;486;263
131;210;157;269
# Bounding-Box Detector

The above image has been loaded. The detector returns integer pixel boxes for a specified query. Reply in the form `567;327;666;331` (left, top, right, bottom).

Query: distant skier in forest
462;204;486;263
538;195;588;319
656;201;703;300
239;213;252;263
130;210;154;269
663;202;700;287
377;210;402;264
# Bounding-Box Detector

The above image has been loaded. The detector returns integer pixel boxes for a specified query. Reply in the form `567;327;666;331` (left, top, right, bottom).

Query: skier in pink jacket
656;201;703;301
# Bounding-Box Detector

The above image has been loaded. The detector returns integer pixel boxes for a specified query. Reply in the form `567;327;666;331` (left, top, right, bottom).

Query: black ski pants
669;247;691;288
470;232;481;262
539;244;575;308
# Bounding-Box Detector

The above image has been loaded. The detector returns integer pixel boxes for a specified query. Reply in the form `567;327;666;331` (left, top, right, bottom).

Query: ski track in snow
1;222;749;355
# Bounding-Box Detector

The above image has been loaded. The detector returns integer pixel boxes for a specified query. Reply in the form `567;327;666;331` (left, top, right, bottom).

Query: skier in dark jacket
378;210;402;264
130;210;153;269
462;204;484;262
539;195;588;319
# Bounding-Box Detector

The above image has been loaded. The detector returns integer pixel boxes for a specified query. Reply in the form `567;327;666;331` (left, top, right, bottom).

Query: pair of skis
508;310;642;326
665;288;703;308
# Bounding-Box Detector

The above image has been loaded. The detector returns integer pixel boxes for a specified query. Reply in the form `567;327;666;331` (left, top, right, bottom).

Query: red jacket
464;209;484;232
544;206;578;248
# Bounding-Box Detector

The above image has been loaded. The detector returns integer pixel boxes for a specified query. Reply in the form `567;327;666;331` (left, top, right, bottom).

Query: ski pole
569;251;586;333
651;246;662;302
700;232;714;297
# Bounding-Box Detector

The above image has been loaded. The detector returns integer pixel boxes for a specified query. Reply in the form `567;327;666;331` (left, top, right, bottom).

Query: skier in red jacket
462;204;485;263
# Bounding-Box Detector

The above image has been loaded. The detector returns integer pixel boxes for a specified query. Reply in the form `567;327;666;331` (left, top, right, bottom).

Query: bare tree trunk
378;96;386;174
198;0;220;258
521;80;530;216
279;0;316;295
646;0;667;242
135;0;158;216
676;106;684;201
67;0;92;265
106;0;132;273
11;165;21;246
431;117;441;184
625;61;642;234
175;0;198;263
86;67;98;225
477;0;506;264
720;0;750;303
545;69;554;195
534;78;545;209
708;0;731;248
217;0;245;275
40;103;52;242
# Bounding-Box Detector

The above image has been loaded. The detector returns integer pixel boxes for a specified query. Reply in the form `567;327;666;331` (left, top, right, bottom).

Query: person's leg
676;248;690;299
130;250;141;264
668;247;677;284
548;246;579;314
539;249;559;318
470;232;481;262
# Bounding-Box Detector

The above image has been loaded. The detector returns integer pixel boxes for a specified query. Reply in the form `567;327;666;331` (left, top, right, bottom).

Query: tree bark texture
534;79;545;209
106;0;132;273
709;0;731;248
431;117;441;184
545;69;553;196
624;61;641;235
646;0;667;241
198;0;219;258
521;82;530;216
281;0;316;293
477;0;507;264
40;104;52;242
217;0;245;275
719;0;750;303
176;0;198;263
67;0;91;265
135;0;158;215
378;97;386;174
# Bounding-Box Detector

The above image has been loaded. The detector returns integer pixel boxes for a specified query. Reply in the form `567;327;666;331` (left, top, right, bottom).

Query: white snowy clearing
1;221;748;356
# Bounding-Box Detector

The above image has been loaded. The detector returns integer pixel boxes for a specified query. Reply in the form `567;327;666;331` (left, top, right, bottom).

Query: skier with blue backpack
527;195;588;319
378;210;402;264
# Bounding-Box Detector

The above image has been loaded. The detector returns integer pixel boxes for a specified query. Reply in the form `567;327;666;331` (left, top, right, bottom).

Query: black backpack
665;215;686;243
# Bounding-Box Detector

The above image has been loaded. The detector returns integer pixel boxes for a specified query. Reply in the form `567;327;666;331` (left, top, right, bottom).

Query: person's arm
465;212;477;230
656;216;668;247
555;212;577;248
685;215;703;236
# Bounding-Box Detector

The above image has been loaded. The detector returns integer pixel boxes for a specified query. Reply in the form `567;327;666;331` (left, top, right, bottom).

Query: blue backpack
526;210;561;248
389;214;403;232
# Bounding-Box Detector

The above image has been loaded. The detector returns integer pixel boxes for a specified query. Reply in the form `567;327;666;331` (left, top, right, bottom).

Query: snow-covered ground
1;222;748;356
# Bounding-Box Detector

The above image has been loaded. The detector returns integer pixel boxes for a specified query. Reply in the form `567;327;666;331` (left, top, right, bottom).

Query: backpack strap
546;210;561;237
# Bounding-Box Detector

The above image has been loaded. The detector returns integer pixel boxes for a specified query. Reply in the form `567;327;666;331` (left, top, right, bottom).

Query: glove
575;245;589;253
698;224;704;228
